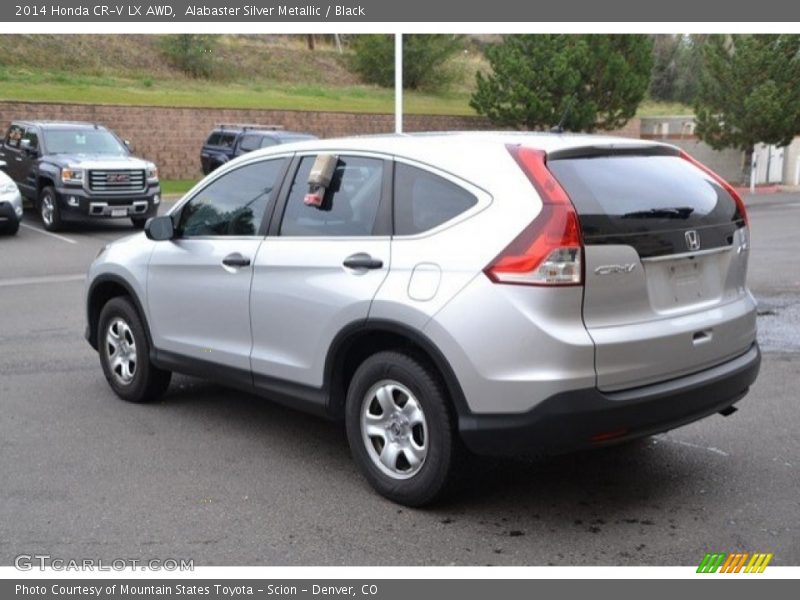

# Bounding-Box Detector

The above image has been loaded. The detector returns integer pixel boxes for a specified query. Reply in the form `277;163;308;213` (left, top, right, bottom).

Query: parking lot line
0;273;85;287
20;222;78;244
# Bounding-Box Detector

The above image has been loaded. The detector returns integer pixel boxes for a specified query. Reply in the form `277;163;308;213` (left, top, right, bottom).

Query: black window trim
170;154;292;240
268;151;393;239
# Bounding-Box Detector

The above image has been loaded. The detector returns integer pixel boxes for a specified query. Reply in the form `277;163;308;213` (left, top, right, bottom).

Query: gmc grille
88;170;146;194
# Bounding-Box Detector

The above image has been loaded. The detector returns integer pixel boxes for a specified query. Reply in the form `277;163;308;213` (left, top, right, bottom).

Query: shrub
159;35;217;79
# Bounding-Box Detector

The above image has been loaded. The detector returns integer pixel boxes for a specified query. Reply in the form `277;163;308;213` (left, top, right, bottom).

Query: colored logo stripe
697;552;773;573
745;553;773;573
697;553;726;573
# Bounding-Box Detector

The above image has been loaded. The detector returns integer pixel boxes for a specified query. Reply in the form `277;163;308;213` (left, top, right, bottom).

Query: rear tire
39;186;62;232
345;351;464;506
97;296;171;403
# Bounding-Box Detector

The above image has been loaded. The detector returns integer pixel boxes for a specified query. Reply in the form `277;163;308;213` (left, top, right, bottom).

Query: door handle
343;253;383;270
222;253;251;268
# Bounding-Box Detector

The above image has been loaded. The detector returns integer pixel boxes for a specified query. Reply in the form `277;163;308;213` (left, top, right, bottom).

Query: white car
0;162;23;235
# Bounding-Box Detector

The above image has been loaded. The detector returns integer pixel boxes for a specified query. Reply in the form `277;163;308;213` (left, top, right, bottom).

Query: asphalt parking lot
1;194;798;566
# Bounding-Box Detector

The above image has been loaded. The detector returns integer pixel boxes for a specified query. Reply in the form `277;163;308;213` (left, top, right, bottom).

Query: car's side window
238;134;261;153
279;155;383;237
178;158;285;238
393;163;478;236
260;137;278;149
22;129;39;151
5;125;23;149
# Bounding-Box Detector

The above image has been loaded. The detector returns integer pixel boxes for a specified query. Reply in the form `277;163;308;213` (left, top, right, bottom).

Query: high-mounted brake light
484;146;583;286
679;149;748;227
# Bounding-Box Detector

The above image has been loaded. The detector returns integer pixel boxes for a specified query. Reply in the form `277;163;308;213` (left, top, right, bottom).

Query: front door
147;157;289;376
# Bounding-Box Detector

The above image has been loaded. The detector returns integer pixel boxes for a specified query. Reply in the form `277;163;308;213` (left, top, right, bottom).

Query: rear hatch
547;146;756;391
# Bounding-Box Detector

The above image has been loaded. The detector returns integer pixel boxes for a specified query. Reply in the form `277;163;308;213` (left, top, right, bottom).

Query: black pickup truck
200;124;316;175
0;121;161;231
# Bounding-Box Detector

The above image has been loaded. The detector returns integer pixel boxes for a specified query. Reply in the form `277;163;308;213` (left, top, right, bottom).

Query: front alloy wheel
105;318;138;386
97;296;171;403
39;186;62;232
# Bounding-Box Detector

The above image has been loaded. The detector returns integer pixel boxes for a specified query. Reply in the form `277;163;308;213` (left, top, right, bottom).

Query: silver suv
85;133;760;506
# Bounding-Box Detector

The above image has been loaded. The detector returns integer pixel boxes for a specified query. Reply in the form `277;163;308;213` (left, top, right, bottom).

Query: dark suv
200;124;316;175
0;121;161;231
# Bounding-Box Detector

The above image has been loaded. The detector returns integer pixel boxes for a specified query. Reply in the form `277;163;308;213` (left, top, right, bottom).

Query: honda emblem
685;230;700;251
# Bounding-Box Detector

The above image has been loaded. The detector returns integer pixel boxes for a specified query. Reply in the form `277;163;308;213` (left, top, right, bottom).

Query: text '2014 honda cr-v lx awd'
85;133;760;506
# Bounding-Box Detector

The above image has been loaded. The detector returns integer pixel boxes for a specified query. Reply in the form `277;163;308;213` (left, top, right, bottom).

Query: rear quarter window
394;163;477;235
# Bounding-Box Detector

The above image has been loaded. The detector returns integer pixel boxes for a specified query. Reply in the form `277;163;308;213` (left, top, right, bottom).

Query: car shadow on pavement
154;374;710;529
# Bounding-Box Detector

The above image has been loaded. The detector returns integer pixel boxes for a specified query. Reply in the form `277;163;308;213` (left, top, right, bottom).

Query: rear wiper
621;206;695;219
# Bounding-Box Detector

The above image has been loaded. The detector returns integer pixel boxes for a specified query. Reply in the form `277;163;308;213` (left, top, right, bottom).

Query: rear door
548;147;756;391
249;153;391;391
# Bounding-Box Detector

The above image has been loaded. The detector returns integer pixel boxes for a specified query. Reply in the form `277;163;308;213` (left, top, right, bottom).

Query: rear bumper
459;342;760;457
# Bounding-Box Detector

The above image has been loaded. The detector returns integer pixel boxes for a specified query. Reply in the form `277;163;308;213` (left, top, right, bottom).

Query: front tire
97;297;171;403
131;217;147;229
345;351;463;506
39;186;62;232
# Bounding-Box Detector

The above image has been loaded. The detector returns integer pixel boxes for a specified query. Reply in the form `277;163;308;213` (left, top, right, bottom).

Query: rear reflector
679;150;748;227
484;146;583;286
590;428;629;443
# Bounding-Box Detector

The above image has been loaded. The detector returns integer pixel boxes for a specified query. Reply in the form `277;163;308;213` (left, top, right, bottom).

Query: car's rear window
206;132;237;148
547;154;743;256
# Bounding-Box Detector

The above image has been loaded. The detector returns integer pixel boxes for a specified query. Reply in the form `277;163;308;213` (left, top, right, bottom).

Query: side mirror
19;139;37;156
144;215;175;241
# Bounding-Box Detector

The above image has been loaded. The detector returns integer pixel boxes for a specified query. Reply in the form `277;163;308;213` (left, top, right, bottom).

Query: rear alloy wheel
98;297;171;403
361;380;429;480
346;351;463;506
39;186;62;232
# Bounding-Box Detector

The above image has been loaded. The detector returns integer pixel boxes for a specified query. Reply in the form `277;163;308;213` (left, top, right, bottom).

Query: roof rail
217;123;285;131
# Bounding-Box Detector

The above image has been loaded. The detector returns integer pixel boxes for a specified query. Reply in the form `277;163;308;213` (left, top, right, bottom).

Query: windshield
43;129;128;155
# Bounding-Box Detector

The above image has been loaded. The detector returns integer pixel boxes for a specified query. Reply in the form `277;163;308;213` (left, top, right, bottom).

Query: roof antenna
550;95;576;134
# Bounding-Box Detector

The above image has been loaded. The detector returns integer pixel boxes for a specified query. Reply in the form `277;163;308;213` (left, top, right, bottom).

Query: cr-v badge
685;230;701;251
594;264;636;275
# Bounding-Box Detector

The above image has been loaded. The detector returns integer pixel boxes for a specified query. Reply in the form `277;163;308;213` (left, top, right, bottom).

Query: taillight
679;150;748;227
484;146;583;286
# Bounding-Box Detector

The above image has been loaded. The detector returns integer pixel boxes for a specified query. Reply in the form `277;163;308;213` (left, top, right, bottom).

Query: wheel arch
86;274;152;352
324;319;470;421
36;174;56;195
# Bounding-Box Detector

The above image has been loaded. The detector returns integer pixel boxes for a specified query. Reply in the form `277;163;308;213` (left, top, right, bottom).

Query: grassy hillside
0;34;396;113
0;34;691;118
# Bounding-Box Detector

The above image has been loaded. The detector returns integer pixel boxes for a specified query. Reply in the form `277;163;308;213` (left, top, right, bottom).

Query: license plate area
643;255;724;313
111;208;127;217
